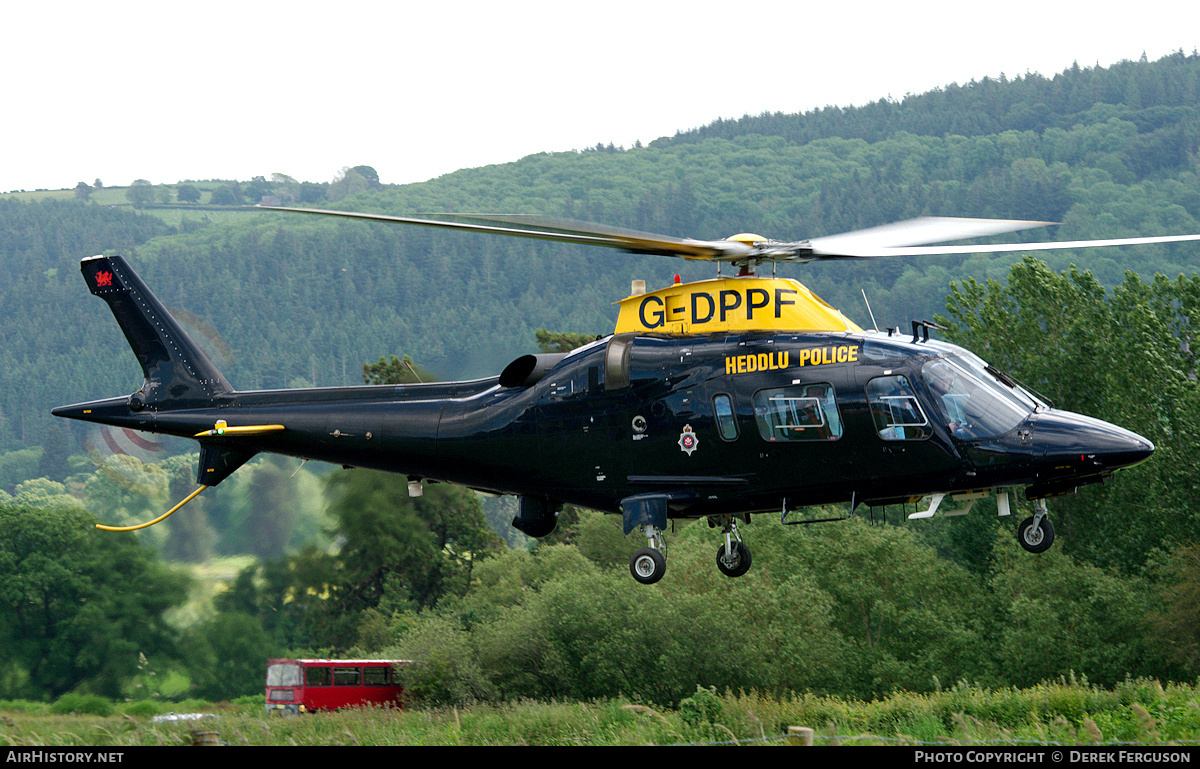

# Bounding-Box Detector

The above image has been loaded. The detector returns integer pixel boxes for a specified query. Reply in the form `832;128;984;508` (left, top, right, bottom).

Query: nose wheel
1017;499;1055;553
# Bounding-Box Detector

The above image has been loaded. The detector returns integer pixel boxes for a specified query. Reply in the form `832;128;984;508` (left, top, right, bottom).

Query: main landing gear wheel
711;515;752;578
716;541;752;577
630;547;667;584
1017;512;1055;553
630;523;668;584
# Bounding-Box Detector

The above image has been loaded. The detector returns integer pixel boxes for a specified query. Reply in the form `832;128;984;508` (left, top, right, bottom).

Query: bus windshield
266;662;301;687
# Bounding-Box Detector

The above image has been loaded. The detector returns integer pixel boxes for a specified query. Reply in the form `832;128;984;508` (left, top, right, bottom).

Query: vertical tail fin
82;255;233;408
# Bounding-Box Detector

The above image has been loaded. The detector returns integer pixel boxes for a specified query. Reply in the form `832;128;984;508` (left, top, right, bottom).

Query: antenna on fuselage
861;289;880;332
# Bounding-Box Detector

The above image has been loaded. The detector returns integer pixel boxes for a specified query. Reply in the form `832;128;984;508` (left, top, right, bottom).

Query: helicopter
53;209;1200;584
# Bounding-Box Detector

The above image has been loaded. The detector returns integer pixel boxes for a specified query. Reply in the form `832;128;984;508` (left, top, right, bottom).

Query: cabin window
305;666;332;687
752;384;842;442
333;667;361;686
866;375;931;440
362;666;391;686
712;394;739;440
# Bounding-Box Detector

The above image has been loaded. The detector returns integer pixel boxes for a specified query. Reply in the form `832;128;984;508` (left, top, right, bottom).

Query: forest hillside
5;52;1199;458
3;51;1200;706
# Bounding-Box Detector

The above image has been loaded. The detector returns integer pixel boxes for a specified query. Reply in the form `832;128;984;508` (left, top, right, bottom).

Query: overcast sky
3;1;1198;192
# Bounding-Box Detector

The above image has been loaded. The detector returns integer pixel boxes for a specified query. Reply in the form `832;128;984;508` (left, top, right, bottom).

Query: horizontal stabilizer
197;443;258;486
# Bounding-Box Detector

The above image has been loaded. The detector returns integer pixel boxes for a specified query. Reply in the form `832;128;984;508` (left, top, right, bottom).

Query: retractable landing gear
712;515;752;578
1017;498;1056;554
630;524;667;584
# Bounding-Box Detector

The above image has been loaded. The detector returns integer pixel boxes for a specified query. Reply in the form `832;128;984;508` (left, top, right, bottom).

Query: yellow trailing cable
95;485;209;532
96;421;285;532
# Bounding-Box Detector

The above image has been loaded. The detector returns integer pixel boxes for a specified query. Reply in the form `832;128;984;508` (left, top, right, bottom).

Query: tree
324;471;502;613
176;184;201;204
989;536;1159;687
363;354;433;385
238;471;500;651
125;179;156;208
73;181;92;201
243;176;272;203
326;166;380;202
0;504;189;698
35;423;68;482
223;455;325;559
764;518;994;696
298;181;327;203
182;612;277;700
535;328;597;353
229;351;504;647
349;165;381;189
159;454;216;563
942;257;1200;571
270;173;300;202
1150;543;1200;671
208;185;241;206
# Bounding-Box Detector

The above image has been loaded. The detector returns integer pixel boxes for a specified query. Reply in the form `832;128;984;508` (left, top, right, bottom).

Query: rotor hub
725;233;767;246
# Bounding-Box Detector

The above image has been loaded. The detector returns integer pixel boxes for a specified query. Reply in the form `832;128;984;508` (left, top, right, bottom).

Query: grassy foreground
2;678;1200;746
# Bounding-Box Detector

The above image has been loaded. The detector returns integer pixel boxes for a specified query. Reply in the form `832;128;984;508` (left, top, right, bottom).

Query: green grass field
3;679;1199;747
0;184;263;228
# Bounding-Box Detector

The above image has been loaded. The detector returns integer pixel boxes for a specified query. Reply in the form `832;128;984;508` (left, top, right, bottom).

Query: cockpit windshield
923;355;1036;440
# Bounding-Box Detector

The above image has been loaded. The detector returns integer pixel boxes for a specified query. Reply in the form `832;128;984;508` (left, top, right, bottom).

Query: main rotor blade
807;216;1054;255
258;207;1200;264
816;232;1200;258
256;206;753;260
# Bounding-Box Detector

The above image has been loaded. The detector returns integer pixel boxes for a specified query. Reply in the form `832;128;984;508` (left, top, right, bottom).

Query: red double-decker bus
265;659;409;714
